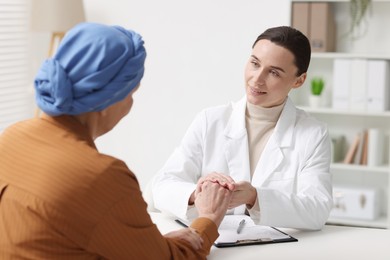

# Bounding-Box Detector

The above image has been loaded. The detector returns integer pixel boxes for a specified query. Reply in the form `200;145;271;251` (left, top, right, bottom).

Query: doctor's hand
164;228;203;250
195;180;233;227
188;172;235;205
198;172;236;190
228;181;257;209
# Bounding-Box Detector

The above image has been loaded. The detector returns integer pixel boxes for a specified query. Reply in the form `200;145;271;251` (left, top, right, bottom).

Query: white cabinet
290;0;390;228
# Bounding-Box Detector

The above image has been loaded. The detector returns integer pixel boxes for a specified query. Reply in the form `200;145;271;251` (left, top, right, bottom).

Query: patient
0;22;232;259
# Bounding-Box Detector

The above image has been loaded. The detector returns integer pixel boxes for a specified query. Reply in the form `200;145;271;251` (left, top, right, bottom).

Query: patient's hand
195;181;233;227
188;172;235;205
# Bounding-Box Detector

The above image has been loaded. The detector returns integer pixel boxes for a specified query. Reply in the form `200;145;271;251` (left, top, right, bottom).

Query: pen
236;219;246;234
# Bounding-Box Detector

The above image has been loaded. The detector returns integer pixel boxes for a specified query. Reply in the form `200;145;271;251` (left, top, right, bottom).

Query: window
0;0;33;132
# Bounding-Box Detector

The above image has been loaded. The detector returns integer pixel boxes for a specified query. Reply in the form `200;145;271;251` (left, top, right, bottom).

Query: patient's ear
292;73;307;89
99;109;108;117
91;109;112;138
96;109;109;128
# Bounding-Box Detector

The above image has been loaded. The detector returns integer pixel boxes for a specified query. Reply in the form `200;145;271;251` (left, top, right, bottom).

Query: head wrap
34;22;146;116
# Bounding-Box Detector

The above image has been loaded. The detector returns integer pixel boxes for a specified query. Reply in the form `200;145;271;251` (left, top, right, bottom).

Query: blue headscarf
34;22;146;116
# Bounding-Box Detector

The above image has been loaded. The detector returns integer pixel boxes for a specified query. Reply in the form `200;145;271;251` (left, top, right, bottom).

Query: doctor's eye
270;69;280;77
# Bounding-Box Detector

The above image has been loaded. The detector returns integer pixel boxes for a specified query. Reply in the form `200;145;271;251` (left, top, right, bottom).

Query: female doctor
152;26;332;230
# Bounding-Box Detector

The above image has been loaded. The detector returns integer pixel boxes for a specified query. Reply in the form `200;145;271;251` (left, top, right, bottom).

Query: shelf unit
290;0;390;229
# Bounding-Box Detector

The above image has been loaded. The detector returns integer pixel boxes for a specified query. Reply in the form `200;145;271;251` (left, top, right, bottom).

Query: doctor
152;26;333;230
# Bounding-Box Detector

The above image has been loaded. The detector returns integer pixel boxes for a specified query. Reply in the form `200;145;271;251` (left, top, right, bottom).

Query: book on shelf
343;130;368;165
330;135;345;163
343;132;361;164
353;130;369;165
367;60;390;112
367;128;385;167
342;129;386;166
349;59;367;112
360;130;368;165
310;2;335;52
332;59;390;113
332;59;351;110
291;2;310;37
291;2;335;52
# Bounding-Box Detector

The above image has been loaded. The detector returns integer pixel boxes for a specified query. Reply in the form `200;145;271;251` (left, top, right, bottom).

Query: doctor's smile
249;87;267;96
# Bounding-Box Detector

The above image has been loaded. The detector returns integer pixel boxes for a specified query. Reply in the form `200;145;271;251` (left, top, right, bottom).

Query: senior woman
0;23;232;259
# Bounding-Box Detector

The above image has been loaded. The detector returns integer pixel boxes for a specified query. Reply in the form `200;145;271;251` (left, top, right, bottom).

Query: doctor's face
244;39;306;107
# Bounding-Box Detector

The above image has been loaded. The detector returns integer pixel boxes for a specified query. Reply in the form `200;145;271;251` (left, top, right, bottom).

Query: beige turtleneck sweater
245;101;285;177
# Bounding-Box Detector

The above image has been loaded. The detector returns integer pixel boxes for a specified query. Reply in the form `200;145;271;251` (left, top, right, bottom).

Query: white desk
150;212;390;260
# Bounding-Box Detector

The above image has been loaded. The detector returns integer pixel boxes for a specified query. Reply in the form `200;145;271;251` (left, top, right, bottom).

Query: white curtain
0;0;33;132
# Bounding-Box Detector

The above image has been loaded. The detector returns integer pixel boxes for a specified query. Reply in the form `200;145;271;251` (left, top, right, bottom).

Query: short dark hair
252;26;311;76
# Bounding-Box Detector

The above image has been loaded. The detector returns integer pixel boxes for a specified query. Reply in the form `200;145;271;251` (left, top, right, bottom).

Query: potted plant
309;77;324;108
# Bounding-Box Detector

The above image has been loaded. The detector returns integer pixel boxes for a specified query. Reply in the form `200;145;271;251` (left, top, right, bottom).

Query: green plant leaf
311;77;324;96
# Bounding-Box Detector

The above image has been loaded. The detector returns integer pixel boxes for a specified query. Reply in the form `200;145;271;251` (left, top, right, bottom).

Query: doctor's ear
292;73;307;89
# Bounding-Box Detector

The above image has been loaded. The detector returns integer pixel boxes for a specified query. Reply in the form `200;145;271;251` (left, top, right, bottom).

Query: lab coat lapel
252;98;296;186
224;97;250;215
224;97;251;183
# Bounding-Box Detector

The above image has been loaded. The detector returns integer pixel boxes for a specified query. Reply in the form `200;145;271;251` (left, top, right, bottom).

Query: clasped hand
190;172;257;210
167;175;235;251
177;172;257;251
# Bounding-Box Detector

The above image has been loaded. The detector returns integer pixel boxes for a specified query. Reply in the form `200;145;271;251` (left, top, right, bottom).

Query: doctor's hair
252;26;311;77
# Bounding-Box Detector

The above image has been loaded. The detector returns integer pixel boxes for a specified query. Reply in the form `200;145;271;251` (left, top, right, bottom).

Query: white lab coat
152;96;332;230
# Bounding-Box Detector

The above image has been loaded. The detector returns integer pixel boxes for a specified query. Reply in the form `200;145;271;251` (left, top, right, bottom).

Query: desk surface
150;212;390;260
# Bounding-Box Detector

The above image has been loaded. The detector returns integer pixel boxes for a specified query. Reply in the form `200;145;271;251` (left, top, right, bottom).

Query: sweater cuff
190;217;219;254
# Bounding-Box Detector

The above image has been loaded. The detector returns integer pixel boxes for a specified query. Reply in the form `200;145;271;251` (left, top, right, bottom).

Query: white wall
81;0;291;189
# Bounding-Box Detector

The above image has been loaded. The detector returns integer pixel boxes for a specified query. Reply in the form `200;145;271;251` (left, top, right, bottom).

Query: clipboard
175;215;297;248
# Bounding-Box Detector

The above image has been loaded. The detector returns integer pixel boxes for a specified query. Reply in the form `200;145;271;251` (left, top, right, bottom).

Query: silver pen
236;219;246;234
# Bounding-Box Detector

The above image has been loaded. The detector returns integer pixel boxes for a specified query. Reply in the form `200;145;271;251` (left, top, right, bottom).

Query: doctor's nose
252;69;266;85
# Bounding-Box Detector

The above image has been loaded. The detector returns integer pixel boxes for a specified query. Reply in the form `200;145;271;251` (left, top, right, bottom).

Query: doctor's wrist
246;186;258;209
